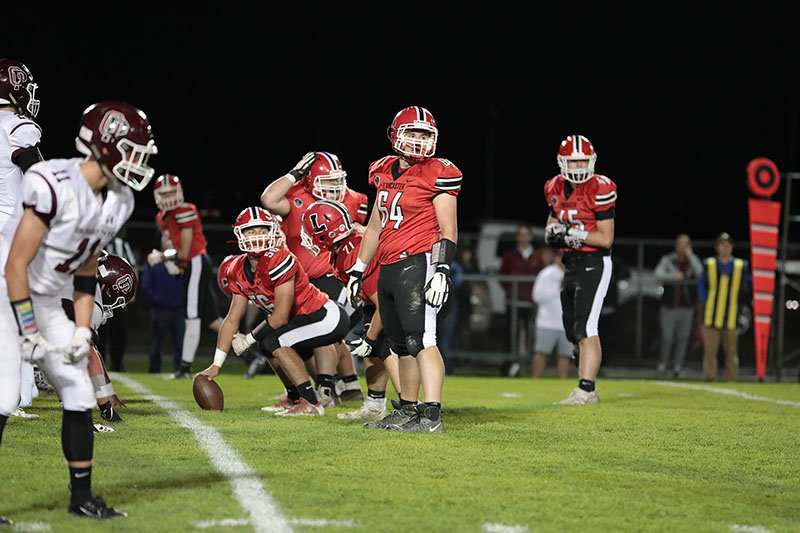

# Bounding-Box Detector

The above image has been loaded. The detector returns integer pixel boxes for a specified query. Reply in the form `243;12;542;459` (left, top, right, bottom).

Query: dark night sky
6;3;799;244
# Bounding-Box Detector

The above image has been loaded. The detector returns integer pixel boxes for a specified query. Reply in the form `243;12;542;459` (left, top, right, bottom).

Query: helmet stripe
416;106;425;122
319;151;337;169
574;135;581;155
321;199;352;226
250;206;257;221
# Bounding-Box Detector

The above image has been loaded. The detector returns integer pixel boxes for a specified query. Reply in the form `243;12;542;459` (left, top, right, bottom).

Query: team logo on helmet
551;197;558;207
8;66;27;87
99;110;131;143
294;197;304;208
113;273;134;294
374;176;380;188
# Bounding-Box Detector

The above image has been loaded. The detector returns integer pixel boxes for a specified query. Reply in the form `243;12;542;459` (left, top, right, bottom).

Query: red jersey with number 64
544;174;617;253
329;228;380;304
156;202;208;267
217;248;328;317
368;155;462;266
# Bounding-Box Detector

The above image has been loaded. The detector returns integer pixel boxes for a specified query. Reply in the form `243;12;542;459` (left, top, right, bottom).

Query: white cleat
554;387;600;405
261;396;292;412
337;397;387;420
93;423;115;433
11;408;39;419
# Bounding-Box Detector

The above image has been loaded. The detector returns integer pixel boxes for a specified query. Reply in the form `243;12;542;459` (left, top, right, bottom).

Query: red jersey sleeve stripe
269;255;295;281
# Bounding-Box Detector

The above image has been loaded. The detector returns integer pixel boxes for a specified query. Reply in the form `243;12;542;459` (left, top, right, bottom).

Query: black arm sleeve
595;207;615;221
12;146;42;173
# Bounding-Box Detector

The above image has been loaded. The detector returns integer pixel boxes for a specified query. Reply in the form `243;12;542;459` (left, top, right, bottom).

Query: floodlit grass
2;371;799;532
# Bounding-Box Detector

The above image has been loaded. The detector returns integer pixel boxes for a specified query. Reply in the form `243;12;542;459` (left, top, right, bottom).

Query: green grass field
2;370;799;532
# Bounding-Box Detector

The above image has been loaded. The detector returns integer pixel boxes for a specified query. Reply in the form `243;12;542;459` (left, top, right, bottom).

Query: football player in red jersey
149;174;223;379
543;135;616;405
196;207;350;416
346;106;461;433
301;200;402;421
261;152;368;404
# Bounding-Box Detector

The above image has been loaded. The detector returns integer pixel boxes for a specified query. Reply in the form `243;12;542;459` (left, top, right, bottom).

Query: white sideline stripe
195;518;359;529
501;393;521;398
731;525;775;533
113;374;292;533
482;523;529;533
13;523;52;532
652;381;800;409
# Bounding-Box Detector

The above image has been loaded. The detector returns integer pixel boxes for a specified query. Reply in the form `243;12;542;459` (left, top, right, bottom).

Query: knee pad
404;332;424;357
61;410;93;462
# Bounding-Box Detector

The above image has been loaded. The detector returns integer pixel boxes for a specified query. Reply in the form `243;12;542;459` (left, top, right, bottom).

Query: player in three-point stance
150;173;222;379
261;152;368;405
196;207;350;416
300;199;402;421
544;134;617;405
0;101;157;520
347;106;461;433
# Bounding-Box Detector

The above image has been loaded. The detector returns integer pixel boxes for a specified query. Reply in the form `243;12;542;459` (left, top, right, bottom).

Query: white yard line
113;374;292;533
12;523;52;532
731;525;775;533
196;518;359;529
651;381;800;409
481;523;529;533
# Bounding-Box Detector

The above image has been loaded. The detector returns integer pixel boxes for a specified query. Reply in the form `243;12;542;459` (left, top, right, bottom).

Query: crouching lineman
544;134;616;405
0;101;157;520
301;199;401;421
196;207;349;416
61;253;138;431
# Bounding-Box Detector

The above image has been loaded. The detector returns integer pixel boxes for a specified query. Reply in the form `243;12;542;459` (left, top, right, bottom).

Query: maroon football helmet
96;253;138;316
300;200;354;257
75;101;158;191
153;174;184;210
0;59;40;118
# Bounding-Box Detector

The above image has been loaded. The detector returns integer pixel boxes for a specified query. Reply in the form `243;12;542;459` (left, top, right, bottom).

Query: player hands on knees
544;135;617;406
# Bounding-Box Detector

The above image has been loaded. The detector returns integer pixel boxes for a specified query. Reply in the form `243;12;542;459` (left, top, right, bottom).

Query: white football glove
286;151;318;183
147;249;165;266
20;332;61;363
346;259;368;308
165;261;181;275
65;327;93;364
232;332;257;356
565;228;589;249
424;266;451;308
544;223;568;248
349;335;376;358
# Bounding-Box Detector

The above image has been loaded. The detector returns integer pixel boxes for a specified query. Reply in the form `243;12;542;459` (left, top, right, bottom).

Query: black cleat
0;514;11;524
68;496;127;519
339;389;364;402
387;404;444;433
99;402;122;423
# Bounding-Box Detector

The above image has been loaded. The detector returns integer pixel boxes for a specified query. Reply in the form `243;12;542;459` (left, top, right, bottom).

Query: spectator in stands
531;247;571;378
97;232;137;372
698;233;752;381
655;234;703;378
140;259;185;374
499;225;544;357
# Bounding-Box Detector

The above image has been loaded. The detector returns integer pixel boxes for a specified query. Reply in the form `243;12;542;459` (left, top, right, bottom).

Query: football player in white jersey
0;59;45;424
0;101;157;521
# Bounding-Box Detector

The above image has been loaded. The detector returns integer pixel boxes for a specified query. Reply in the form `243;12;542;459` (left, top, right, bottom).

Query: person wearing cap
697;233;752;381
654;234;703;378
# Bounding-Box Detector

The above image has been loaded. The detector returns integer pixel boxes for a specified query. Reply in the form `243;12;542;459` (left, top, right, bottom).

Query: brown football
193;376;224;411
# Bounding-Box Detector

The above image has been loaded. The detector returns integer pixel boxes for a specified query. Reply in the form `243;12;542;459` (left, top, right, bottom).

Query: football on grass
193;376;224;411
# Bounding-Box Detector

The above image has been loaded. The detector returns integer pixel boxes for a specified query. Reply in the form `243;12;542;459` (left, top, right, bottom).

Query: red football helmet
300;200;354;257
557;134;597;184
0;59;39;118
75;101;158;191
96;253;138;316
153;174;184;210
303;152;347;202
387;106;438;163
233;207;285;256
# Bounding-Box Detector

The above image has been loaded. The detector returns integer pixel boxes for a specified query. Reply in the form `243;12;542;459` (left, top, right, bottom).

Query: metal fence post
635;240;644;360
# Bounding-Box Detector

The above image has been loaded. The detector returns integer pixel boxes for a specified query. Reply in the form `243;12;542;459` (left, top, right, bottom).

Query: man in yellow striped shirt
697;233;752;381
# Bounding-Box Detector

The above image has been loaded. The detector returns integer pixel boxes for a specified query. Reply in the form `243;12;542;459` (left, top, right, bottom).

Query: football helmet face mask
304;152;347;202
557;134;597;184
0;59;40;118
387;106;438;163
153;174;184;210
96;253;138;319
300;200;354;257
233;207;285;256
75;101;158;191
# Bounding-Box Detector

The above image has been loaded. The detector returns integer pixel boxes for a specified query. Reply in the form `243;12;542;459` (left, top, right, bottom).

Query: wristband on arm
251;319;276;341
164;249;178;262
431;238;457;272
11;298;38;335
73;274;98;295
213;348;228;367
